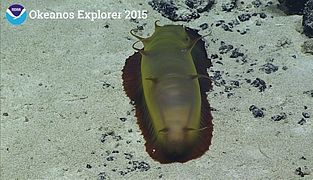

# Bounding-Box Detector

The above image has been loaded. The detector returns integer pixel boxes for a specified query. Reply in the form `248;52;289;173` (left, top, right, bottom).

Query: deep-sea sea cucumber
122;21;213;163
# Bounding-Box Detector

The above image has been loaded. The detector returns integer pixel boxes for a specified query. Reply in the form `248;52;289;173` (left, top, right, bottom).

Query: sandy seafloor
1;0;313;179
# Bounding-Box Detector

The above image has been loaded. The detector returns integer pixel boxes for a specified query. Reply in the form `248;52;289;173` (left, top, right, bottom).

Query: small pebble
221;24;232;32
230;48;244;58
238;13;251;22
300;156;307;160
215;20;225;26
222;1;236;12
303;90;313;97
249;105;265;118
298;118;307;125
260;63;279;74
259;12;267;18
211;54;219;59
271;113;287;121
219;41;234;54
251;78;267;92
199;23;209;30
106;156;115;161
301;39;313;54
295;166;310;177
302;112;310;118
252;0;262;7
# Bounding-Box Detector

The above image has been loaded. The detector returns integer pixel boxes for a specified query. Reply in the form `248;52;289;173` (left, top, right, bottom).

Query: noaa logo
6;4;27;25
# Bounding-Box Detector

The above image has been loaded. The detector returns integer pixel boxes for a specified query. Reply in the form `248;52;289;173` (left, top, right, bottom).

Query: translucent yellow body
140;25;202;154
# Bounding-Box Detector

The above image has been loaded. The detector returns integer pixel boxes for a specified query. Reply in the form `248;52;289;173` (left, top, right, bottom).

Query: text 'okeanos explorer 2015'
28;10;148;21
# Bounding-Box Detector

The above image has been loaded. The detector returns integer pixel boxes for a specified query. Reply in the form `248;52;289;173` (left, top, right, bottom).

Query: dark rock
303;90;313;97
298;118;307;125
216;20;237;32
197;2;215;13
98;172;109;180
199;23;209;30
185;0;197;8
251;78;267;92
246;69;254;73
211;70;222;81
137;25;144;31
119;161;150;176
124;153;133;160
106;156;116;161
216;20;225;26
185;0;215;13
249;105;265;118
216;61;223;65
230;19;240;26
210;71;226;87
238;13;251;22
100;131;122;143
211;54;219;59
278;0;308;15
259;12;267;18
132;161;150;171
300;156;307;160
259;45;265;51
271;113;287;121
266;1;273;7
103;82;112;88
230;48;244;58
148;0;214;21
221;24;232;31
252;0;262;8
222;0;237;12
303;0;313;37
295;166;310;177
148;0;178;21
302;112;310;118
237;29;248;34
219;41;234;54
295;167;304;177
276;37;292;48
260;63;279;74
301;39;313;54
230;80;240;87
